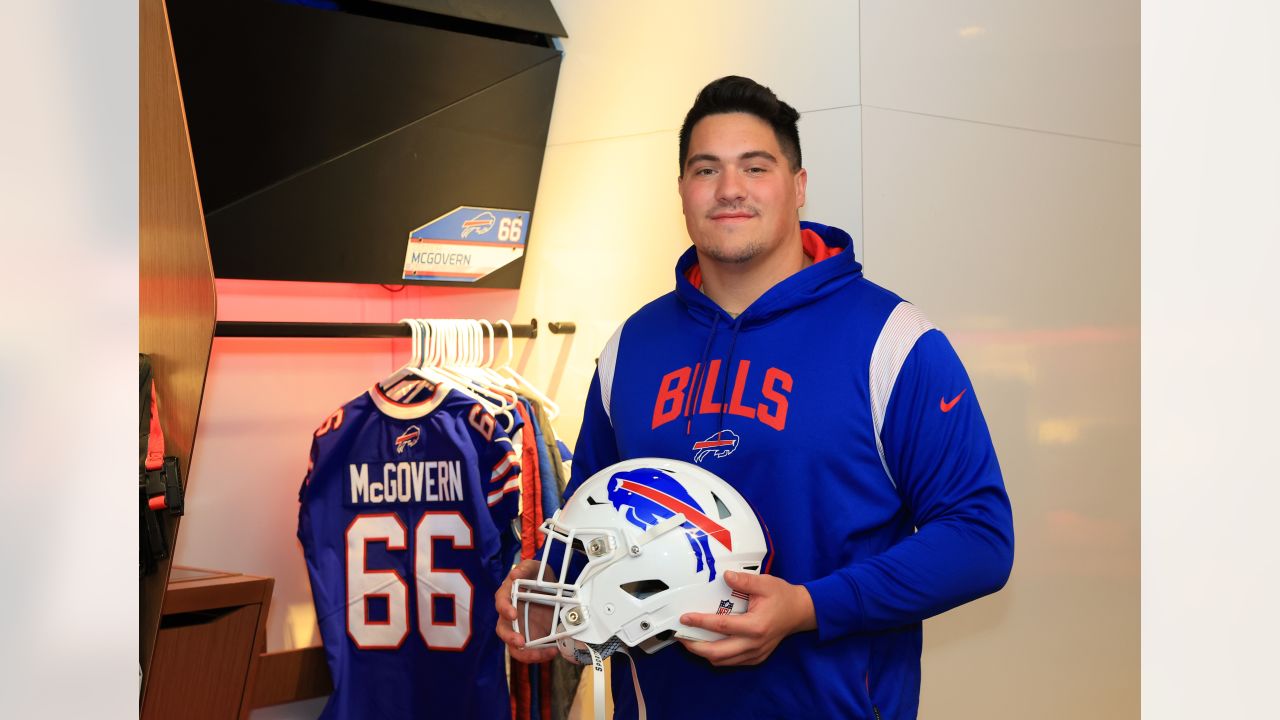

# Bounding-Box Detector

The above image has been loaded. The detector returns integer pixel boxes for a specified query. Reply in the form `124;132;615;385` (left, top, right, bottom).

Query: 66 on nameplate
403;205;531;283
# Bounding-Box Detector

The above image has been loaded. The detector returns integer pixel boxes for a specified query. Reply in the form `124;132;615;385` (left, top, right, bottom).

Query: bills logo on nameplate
403;206;530;282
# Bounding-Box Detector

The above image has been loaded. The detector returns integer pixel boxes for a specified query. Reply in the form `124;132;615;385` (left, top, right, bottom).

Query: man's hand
494;559;560;664
678;570;817;667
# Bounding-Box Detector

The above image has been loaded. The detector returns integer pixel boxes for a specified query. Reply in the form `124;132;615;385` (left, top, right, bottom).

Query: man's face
678;112;807;266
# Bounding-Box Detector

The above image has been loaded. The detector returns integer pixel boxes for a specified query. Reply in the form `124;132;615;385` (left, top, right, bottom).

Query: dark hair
678;75;802;175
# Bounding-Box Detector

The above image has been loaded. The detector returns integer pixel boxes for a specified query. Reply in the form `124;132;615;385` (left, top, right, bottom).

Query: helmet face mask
512;459;770;660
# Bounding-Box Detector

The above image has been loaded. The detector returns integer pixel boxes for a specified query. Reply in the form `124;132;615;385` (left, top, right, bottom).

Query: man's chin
697;243;762;265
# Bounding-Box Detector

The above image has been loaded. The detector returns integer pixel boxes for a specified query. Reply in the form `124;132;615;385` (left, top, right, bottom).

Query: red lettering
315;407;344;437
468;404;495;442
758;368;792;431
727;359;756;419
652;367;692;429
698;360;723;415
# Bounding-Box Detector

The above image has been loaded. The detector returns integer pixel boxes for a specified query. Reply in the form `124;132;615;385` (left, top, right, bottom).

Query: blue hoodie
566;221;1014;719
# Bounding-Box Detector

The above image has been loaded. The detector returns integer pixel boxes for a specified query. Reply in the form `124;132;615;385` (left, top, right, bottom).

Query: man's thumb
724;569;759;591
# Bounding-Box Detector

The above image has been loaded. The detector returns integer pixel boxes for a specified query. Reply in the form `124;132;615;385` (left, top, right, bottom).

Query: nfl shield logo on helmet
717;599;734;615
692;429;740;463
395;426;421;453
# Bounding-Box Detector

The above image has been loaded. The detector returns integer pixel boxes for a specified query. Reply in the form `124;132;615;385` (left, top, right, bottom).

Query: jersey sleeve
483;421;522;520
803;329;1015;639
296;435;320;542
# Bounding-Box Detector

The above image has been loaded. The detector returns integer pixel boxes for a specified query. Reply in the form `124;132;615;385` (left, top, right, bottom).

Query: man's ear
794;167;808;208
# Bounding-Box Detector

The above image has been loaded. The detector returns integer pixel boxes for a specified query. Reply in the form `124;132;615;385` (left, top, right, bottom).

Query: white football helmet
511;458;770;660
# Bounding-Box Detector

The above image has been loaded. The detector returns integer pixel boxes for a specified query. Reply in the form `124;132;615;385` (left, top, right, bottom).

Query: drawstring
717;316;744;432
685;313;747;435
684;317;719;435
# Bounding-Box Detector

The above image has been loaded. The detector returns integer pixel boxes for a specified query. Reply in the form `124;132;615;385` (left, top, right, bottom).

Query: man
496;75;1014;719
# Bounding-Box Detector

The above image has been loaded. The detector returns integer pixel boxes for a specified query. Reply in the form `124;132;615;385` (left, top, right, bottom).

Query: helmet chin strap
571;512;688;718
576;638;647;720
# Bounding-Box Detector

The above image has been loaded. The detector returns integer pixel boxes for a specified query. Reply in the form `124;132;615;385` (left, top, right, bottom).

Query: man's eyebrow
684;150;779;169
684;153;720;168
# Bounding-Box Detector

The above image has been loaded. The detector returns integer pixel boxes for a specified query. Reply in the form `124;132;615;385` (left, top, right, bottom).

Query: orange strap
145;382;165;471
515;403;544;560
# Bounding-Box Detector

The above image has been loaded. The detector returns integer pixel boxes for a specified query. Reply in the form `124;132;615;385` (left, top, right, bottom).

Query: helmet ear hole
638;628;677;653
711;491;731;520
620;579;670;599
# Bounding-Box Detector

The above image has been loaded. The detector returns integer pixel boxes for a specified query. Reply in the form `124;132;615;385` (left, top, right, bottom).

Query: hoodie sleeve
803;329;1015;639
536;353;623;572
563;322;625;499
563;370;620;499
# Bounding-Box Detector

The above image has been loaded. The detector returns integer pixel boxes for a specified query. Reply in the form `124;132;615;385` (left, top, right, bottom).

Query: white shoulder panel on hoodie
597;322;625;426
869;302;936;488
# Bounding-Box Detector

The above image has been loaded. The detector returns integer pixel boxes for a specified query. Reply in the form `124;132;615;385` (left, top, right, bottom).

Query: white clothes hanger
454;320;519;417
494;319;560;419
404;319;451;392
377;318;440;398
418;319;514;427
473;319;519;394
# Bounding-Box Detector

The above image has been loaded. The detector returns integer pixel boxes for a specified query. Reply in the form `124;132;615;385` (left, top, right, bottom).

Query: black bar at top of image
214;320;570;339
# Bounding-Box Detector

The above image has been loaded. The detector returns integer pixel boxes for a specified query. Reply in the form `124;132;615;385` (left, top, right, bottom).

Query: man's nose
716;171;746;204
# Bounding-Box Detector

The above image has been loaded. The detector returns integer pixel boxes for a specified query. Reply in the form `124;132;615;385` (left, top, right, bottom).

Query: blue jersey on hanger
299;382;522;719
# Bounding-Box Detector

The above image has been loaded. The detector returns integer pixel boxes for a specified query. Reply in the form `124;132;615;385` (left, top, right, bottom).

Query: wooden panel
143;569;274;719
139;0;218;702
163;567;274;616
250;646;334;709
142;604;261;720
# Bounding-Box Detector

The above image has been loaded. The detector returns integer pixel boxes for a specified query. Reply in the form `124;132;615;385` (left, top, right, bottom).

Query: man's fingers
680;611;756;637
723;569;761;593
508;646;560;664
678;636;751;663
679;638;769;667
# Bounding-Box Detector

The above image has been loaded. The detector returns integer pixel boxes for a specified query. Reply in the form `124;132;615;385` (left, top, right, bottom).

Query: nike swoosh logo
940;389;967;413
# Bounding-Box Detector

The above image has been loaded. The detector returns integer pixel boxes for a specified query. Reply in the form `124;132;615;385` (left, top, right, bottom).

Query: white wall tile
547;0;859;145
798;105;863;259
516;130;691;445
862;0;1139;144
862;107;1138;330
862;106;1138;718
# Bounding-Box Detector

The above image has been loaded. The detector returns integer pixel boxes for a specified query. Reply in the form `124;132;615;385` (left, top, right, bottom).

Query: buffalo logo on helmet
692;429;740;463
460;211;497;238
394;426;421;453
607;467;733;581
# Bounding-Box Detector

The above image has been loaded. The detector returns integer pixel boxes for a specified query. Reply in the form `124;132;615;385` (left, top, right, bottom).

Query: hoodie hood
669;221;865;437
674;221;864;329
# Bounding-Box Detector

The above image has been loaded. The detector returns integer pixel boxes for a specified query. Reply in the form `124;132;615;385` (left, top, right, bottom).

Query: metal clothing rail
214;319;575;339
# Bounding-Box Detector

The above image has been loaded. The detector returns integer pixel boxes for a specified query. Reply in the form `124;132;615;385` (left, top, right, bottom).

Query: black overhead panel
166;0;564;287
374;0;567;37
203;59;560;287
